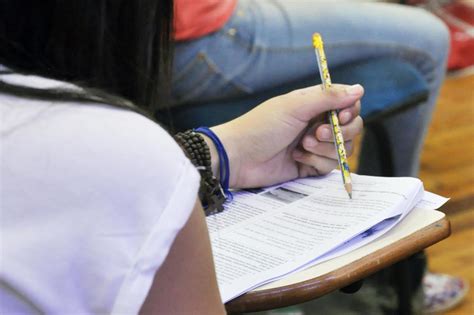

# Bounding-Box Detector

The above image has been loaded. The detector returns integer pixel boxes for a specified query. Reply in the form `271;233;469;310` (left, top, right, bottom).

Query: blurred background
350;1;474;313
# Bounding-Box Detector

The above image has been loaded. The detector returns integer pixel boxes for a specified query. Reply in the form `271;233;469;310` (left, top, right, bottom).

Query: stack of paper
206;171;448;302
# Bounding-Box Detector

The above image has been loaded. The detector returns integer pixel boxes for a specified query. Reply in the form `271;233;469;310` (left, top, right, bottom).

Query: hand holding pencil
213;82;363;189
207;33;363;190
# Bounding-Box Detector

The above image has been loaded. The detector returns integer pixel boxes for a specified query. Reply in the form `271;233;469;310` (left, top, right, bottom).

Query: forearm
180;84;364;191
201;123;241;189
174;125;241;213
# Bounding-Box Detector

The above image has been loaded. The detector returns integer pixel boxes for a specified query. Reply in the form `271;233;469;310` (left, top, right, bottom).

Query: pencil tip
344;183;352;199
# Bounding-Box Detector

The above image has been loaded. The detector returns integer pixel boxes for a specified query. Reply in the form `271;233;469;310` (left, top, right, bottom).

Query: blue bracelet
194;127;233;201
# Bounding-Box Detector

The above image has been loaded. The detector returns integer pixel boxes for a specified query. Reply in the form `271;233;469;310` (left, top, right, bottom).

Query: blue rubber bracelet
195;127;233;201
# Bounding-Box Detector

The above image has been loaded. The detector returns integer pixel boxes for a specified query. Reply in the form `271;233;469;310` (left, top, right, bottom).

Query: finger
338;100;361;125
279;84;364;122
293;150;339;175
297;164;322;178
316;116;363;142
302;138;354;159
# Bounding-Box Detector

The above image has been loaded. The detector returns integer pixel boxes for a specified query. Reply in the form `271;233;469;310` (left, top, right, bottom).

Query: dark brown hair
0;0;174;115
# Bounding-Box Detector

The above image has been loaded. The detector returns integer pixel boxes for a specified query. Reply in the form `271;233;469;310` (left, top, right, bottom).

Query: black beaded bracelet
174;130;226;216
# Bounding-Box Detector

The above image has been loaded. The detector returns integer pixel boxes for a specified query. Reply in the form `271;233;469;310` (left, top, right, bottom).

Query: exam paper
207;171;424;302
416;191;450;210
271;187;448;276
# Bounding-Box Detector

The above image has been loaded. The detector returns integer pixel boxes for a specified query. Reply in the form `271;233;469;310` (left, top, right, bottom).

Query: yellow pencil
312;33;352;198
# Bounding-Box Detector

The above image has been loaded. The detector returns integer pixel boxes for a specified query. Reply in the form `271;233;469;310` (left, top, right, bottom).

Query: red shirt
174;0;237;41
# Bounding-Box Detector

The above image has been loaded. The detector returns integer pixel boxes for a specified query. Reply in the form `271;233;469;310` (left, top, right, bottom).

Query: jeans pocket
171;51;249;106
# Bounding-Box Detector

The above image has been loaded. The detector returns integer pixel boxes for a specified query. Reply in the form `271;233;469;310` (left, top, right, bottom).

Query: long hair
0;0;174;116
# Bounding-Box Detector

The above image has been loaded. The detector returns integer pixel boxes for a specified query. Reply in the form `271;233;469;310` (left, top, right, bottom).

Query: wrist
204;124;240;189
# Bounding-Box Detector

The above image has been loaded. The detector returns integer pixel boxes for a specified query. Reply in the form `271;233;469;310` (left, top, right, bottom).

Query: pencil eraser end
312;33;323;49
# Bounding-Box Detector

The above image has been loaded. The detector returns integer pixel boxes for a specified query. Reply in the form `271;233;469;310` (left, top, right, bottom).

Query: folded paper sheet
207;171;448;302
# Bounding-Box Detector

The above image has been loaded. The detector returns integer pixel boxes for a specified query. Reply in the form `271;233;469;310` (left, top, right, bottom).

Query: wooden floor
348;73;474;314
422;73;474;315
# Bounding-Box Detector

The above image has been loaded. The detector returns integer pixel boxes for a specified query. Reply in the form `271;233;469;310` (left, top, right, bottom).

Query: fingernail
320;127;332;140
346;84;363;96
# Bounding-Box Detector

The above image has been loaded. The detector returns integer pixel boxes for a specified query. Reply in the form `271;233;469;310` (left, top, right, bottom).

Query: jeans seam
172;53;204;84
198;52;253;94
173;51;253;99
219;32;437;67
330;42;437;76
220;27;313;52
217;33;437;85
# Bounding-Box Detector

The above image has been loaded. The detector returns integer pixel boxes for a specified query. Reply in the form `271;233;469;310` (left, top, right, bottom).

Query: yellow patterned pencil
312;33;352;198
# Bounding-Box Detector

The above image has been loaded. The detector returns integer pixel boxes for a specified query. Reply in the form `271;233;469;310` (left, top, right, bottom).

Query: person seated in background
171;0;468;314
0;0;364;313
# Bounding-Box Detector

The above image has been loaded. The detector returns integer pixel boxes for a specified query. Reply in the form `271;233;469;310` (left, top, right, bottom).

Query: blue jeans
172;0;449;178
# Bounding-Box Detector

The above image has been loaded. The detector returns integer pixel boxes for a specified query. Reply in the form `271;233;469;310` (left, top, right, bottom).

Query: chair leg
367;122;395;177
394;260;414;315
358;123;395;177
359;123;419;314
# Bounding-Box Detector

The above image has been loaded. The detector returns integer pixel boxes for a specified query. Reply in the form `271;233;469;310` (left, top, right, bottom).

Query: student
171;0;467;313
0;1;363;313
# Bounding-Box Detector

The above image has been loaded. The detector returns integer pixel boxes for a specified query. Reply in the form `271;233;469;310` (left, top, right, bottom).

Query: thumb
280;84;364;122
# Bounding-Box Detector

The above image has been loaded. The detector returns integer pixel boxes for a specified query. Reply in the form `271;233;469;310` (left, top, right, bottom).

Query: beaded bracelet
174;130;226;216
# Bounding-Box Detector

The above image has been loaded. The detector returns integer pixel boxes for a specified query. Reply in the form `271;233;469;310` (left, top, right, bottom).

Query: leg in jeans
172;0;449;177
